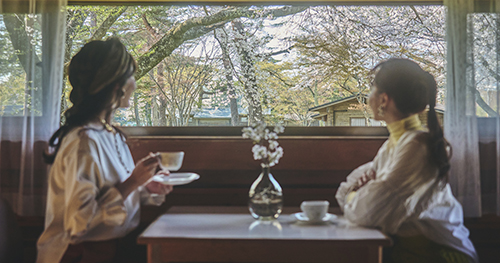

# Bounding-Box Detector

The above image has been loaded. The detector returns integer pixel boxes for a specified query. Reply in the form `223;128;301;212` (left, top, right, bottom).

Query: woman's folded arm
343;135;437;234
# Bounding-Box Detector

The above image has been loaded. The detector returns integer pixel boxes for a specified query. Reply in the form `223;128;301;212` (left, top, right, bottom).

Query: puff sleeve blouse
37;123;164;263
335;129;478;262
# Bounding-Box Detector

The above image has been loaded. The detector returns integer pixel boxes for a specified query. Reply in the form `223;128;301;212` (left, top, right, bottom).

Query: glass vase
248;164;283;220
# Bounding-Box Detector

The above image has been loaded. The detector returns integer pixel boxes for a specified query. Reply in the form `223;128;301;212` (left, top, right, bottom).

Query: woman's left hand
145;170;173;195
353;169;376;191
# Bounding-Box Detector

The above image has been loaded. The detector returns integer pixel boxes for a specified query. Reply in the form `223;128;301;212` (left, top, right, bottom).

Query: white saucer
153;172;200;185
293;212;337;224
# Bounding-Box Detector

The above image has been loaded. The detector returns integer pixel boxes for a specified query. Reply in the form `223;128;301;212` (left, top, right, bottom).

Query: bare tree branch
135;6;308;79
90;6;128;41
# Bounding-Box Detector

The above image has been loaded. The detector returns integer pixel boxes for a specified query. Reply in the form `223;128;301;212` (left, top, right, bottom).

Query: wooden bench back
127;137;386;220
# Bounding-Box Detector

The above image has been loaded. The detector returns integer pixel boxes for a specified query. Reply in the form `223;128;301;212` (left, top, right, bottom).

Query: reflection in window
469;13;500;117
0;14;43;117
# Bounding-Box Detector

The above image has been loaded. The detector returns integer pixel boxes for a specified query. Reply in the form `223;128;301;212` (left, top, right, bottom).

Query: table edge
137;236;392;246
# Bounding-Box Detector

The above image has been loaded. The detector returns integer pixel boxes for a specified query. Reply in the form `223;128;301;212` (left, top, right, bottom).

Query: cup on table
157;151;184;171
300;200;329;222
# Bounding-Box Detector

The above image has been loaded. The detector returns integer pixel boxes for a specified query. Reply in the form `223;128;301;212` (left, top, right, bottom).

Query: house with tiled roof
308;95;444;126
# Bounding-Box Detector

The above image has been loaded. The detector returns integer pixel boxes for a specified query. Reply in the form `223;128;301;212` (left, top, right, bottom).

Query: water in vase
249;198;283;219
248;167;283;220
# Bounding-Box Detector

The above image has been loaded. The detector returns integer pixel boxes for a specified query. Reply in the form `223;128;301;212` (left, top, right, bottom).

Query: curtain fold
444;0;482;217
0;0;66;216
496;0;500;217
445;0;500;216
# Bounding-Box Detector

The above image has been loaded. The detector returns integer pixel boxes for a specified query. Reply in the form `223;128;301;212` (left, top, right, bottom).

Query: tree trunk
90;11;97;27
157;62;167;126
4;14;42;115
144;102;152;126
151;86;159;126
90;6;128;41
3;15;41;74
467;16;499;117
133;92;141;126
214;28;240;126
232;20;262;125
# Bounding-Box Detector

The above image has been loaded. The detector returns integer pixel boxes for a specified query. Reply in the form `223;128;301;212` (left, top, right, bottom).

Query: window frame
7;0;476;138
122;126;390;138
73;0;443;137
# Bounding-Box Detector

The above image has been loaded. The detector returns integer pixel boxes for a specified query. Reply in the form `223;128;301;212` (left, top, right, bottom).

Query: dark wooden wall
127;137;385;222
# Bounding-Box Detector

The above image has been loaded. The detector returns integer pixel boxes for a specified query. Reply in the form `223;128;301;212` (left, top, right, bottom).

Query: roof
310;113;326;118
434;104;445;113
308;95;367;111
308;95;445;113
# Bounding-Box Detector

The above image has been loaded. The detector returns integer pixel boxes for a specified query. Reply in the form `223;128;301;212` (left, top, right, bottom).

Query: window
469;12;500;117
350;118;366;127
0;13;43;117
47;3;444;128
369;119;383;127
1;2;447;131
0;8;65;140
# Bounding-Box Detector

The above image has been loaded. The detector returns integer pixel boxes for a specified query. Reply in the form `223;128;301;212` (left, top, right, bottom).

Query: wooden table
137;206;391;263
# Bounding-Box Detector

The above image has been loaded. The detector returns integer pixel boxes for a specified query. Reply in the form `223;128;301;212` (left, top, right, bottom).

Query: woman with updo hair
335;58;478;263
37;38;173;263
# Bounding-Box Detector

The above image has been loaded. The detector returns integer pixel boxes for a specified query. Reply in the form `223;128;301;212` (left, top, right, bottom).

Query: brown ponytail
425;72;451;185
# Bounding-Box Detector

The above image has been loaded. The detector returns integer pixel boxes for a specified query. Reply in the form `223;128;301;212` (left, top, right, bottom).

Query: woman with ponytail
335;58;478;263
37;38;173;263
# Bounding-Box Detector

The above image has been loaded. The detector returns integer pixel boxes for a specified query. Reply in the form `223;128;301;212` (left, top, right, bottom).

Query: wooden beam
1;0;446;14
67;0;444;5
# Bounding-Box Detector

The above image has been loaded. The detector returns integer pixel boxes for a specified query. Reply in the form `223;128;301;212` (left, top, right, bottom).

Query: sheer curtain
0;0;66;216
445;0;500;216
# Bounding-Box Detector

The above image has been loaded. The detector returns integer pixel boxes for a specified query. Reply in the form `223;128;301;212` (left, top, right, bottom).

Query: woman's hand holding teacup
117;152;160;198
146;170;173;195
131;152;161;185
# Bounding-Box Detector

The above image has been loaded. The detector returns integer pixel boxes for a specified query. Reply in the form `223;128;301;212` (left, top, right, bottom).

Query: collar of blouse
386;114;423;148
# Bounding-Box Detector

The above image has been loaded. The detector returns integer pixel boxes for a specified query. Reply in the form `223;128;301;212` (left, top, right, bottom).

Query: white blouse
336;130;479;262
37;123;164;263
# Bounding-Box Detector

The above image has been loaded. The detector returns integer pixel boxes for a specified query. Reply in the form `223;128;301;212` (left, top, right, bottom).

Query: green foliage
0;14;43;116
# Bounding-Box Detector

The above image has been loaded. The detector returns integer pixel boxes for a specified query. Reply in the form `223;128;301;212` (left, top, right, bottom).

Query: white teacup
300;200;329;222
158;151;184;171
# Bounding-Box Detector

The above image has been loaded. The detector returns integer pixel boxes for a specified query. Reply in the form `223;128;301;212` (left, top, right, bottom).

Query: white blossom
268;140;278;150
252;144;268;160
269;146;284;166
268;133;278;140
242;122;285;167
274;125;285;133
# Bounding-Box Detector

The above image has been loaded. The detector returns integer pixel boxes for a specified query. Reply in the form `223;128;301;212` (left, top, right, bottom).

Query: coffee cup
300;200;329;222
158;151;184;171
